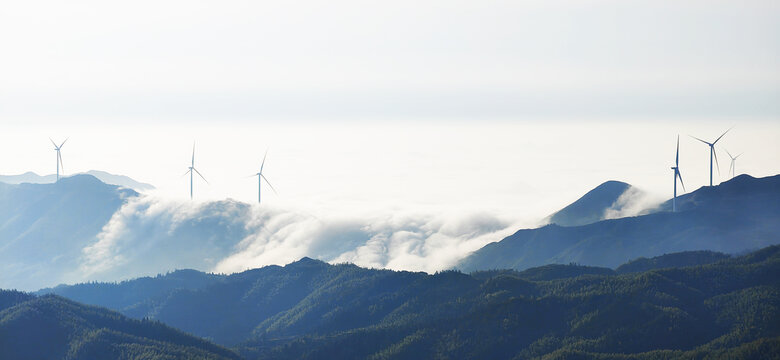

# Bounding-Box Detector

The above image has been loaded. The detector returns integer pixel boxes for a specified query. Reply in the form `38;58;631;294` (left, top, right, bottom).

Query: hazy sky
1;0;779;220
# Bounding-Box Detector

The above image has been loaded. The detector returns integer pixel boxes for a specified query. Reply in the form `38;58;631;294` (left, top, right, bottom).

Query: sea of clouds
71;195;522;283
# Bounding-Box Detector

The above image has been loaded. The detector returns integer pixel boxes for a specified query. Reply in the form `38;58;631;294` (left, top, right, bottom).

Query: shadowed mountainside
39;246;780;359
0;290;240;360
0;175;138;290
546;180;633;226
458;174;780;272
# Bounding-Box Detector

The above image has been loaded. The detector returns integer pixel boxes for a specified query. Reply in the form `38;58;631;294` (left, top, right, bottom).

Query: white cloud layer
603;186;664;220
74;195;520;282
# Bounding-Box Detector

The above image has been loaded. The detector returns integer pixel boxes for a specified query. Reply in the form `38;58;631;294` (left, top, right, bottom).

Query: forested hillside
42;246;780;359
0;290;240;360
242;245;780;359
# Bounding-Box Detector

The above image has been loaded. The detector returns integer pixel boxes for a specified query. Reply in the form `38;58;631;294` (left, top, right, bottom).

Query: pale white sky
1;0;779;221
1;0;778;119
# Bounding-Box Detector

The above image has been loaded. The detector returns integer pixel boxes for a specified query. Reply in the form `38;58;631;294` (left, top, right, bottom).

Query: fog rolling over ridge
80;194;514;282
0;173;517;290
0;172;768;291
545;180;662;227
0;175;135;291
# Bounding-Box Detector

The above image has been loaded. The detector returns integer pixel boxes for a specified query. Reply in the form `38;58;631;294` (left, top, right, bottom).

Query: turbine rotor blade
689;135;711;145
712;126;732;145
191;142;195;167
675;135;680;166
260;174;278;194
50;138;58;147
182;169;192;177
713;146;721;175
193;168;208;184
725;148;733;159
260;149;269;173
59;137;69;148
677;170;686;192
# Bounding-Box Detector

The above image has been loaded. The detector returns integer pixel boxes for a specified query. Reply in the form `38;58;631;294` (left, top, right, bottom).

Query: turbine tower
183;142;208;199
690;127;731;186
670;135;685;212
50;138;68;182
252;149;277;204
725;149;742;179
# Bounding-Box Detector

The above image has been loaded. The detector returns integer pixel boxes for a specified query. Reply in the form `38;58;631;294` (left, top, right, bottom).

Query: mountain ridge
0;174;138;290
37;245;780;359
0;289;240;359
458;174;780;272
546;180;634;226
0;170;155;191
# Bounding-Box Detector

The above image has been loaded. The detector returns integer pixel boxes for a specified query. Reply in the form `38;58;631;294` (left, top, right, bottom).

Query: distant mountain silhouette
547;180;660;226
0;174;255;290
0;289;239;359
83;170;156;191
0;170;155;191
458;174;780;272
0;171;57;184
0;175;138;290
40;246;780;359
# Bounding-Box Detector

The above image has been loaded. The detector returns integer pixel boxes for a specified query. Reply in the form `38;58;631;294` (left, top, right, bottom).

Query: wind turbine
183;142;208;199
670;135;686;212
725;149;743;179
690;127;731;186
49;138;68;182
251;149;277;204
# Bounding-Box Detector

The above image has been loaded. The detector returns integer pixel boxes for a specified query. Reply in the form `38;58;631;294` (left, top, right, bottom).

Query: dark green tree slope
244;245;780;360
42;246;780;359
38;268;224;317
616;250;730;274
0;291;240;360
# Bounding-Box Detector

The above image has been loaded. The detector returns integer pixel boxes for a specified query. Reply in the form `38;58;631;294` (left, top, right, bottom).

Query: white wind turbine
183;142;208;199
725;149;743;179
49;138;68;182
670;135;686;212
251;149;277;204
690;127;731;186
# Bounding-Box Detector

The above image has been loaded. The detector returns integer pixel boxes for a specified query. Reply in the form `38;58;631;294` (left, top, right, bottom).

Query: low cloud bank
75;195;519;282
602;186;664;220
